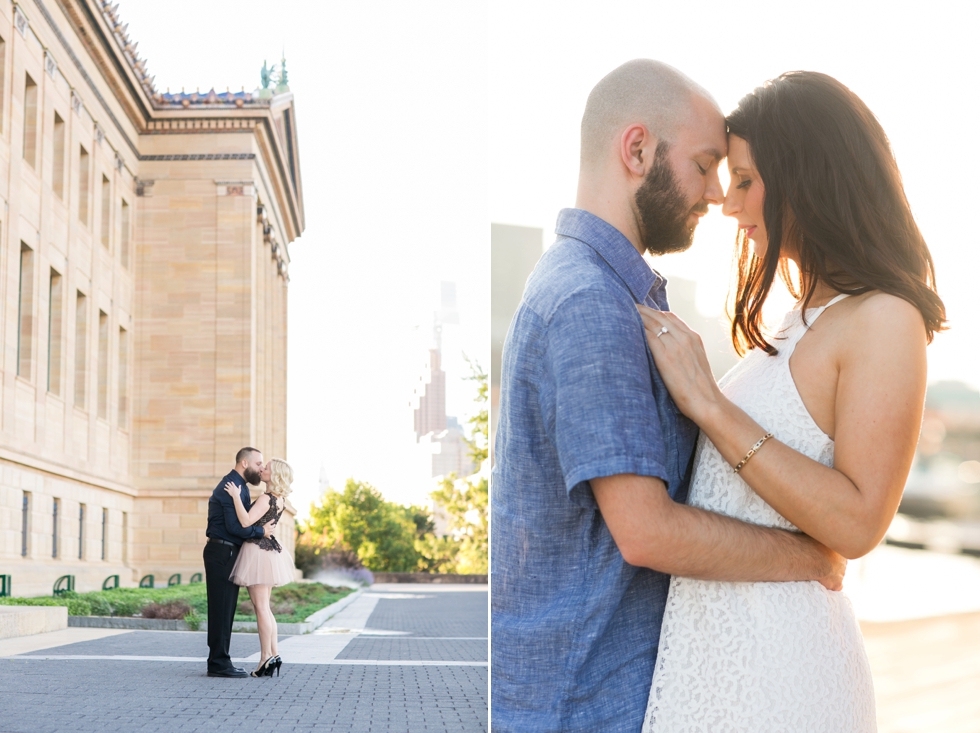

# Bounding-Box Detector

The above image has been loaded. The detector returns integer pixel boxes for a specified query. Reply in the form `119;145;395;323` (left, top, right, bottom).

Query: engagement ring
656;326;669;338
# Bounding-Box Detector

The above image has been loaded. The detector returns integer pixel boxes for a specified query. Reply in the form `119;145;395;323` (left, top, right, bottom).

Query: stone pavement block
337;637;487;662
363;590;487;637
19;629;287;660
0;584;488;731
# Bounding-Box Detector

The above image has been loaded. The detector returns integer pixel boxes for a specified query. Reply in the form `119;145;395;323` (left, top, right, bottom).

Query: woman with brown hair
224;457;295;678
637;72;945;730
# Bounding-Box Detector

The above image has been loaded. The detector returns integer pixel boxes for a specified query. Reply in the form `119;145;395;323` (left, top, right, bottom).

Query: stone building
0;0;303;597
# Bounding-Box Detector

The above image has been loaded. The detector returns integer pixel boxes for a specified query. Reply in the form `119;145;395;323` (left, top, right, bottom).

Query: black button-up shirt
206;470;264;545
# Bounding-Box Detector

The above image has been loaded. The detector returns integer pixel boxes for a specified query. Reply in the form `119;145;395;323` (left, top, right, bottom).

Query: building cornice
0;447;138;497
38;0;304;238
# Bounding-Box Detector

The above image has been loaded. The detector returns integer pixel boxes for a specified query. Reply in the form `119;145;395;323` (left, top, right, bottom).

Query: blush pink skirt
229;538;295;587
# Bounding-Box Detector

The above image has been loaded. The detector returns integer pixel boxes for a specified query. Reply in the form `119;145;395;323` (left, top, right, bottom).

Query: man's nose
703;168;724;206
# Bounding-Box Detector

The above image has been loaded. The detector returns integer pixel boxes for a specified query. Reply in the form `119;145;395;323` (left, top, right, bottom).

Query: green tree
463;357;488;465
302;479;420;572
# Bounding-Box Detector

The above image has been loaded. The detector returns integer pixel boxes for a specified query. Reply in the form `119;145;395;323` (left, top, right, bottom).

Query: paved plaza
0;584;487;733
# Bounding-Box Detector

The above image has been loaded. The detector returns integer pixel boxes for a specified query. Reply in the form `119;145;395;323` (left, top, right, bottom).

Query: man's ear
619;124;657;180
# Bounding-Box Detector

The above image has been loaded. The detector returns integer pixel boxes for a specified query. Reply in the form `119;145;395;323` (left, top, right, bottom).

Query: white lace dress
642;295;877;732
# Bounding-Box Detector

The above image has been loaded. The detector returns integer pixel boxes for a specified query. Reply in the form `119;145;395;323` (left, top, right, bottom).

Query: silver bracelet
733;432;774;474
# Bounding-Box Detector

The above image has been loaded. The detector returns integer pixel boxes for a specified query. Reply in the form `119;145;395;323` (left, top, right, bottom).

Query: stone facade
0;0;303;597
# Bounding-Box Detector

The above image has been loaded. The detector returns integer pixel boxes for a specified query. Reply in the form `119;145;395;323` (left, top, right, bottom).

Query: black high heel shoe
270;655;282;677
250;657;272;678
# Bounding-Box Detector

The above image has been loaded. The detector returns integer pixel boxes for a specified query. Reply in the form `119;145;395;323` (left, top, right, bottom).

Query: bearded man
203;447;271;678
490;60;841;732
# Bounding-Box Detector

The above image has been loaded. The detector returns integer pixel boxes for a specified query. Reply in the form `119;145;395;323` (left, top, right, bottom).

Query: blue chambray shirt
491;208;699;733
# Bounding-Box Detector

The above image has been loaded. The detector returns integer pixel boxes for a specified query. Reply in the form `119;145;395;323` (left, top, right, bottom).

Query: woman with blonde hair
224;457;294;677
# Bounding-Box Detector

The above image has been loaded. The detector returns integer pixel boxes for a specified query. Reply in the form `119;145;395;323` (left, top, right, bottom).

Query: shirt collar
555;208;666;304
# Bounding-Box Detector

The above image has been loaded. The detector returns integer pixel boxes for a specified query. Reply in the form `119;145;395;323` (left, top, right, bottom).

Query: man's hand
812;540;847;591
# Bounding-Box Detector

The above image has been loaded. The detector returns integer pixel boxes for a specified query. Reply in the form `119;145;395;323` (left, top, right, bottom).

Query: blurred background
491;2;980;730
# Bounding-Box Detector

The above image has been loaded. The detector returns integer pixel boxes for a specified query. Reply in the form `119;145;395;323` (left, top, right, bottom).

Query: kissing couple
491;60;945;731
204;447;296;679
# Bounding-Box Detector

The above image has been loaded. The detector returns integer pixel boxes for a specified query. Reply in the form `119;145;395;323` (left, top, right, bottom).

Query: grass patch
235;583;352;623
0;582;353;624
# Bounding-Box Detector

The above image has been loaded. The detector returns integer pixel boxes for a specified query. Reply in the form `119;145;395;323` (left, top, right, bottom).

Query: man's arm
592;474;845;589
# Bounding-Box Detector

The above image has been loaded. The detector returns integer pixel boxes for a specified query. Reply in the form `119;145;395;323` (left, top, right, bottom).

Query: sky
117;1;489;514
489;0;980;392
111;0;979;516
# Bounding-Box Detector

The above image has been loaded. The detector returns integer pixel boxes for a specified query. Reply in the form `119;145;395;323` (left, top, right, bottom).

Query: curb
67;587;365;635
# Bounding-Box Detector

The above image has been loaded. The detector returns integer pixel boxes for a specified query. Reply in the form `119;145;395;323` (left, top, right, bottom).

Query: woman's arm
637;296;927;559
224;483;271;528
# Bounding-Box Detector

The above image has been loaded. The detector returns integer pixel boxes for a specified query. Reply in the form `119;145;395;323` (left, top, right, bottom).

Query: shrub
141;601;192;620
88;595;114;617
184;611;202;631
237;599;296;617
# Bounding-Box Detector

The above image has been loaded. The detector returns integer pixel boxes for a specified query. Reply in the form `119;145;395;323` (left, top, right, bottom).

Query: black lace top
245;494;285;552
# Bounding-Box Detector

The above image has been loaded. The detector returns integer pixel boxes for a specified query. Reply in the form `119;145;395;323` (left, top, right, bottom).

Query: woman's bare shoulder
849;291;926;333
842;291;927;362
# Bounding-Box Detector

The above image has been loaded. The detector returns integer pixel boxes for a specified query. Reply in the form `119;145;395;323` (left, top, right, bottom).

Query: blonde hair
265;458;293;499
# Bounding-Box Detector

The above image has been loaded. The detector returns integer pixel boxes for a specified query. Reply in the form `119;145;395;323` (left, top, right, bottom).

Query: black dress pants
203;541;241;671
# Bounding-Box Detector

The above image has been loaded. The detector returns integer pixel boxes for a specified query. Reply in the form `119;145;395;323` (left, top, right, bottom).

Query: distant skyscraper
410;282;475;479
414;347;447;439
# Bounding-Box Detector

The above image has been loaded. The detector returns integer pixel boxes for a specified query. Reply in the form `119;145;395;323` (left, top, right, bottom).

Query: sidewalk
0;583;487;733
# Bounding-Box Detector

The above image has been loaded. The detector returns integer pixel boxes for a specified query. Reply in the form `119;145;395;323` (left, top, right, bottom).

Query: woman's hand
224;481;241;500
636;306;724;423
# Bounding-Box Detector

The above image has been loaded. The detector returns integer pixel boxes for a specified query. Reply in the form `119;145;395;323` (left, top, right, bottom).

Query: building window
120;199;131;269
118;327;128;425
21;492;30;557
100;175;111;248
101;508;108;560
18;243;34;379
78;504;85;560
78;145;89;225
52;498;60;558
75;291;87;408
23;73;37;168
97;310;108;419
53;112;65;198
48;269;63;395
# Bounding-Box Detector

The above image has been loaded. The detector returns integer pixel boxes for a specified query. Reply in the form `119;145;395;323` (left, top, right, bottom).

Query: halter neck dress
642;294;877;732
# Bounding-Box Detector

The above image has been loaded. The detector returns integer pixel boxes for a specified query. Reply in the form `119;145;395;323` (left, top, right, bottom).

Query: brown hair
725;71;946;355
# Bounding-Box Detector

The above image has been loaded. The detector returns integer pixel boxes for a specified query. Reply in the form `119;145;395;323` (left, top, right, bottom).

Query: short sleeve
545;288;668;508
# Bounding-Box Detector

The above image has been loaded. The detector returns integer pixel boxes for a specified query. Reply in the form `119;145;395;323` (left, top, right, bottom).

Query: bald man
490;60;844;732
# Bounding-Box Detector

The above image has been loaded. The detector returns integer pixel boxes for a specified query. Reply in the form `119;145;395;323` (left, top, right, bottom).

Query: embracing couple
491;60;945;731
204;447;295;679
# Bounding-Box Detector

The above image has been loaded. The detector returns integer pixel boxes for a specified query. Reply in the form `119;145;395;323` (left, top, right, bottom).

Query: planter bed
68;587;364;634
4;582;357;633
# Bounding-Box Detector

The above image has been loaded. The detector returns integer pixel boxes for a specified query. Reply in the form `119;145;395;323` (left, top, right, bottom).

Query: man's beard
634;143;707;256
244;467;261;485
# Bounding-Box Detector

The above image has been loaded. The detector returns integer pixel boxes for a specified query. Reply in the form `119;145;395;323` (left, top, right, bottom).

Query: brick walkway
0;584;488;733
